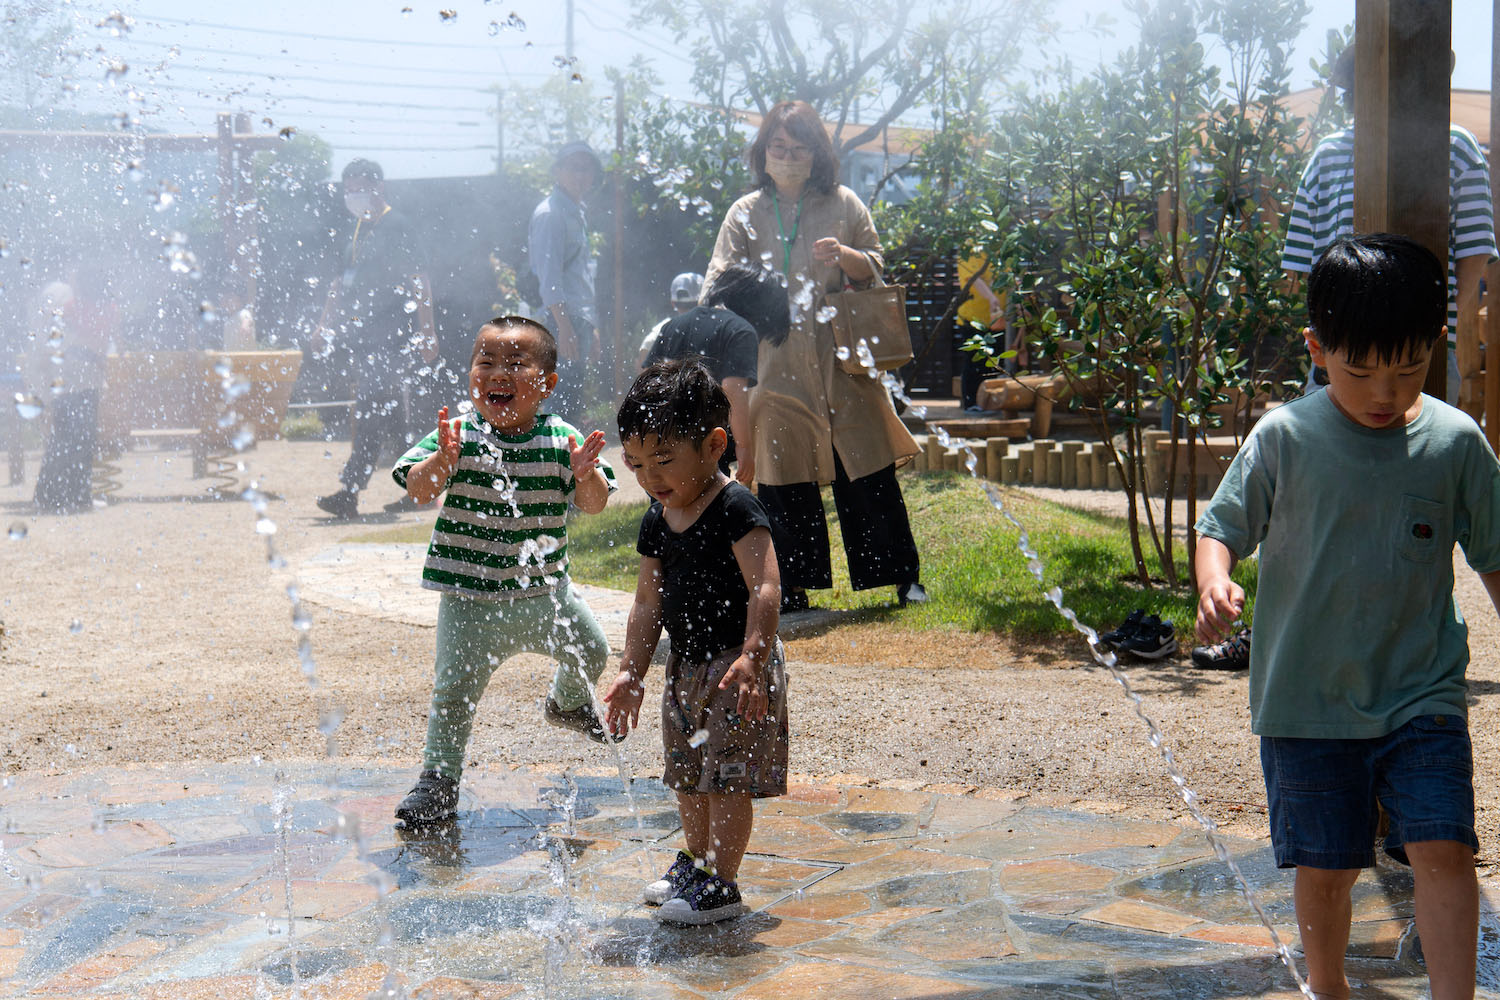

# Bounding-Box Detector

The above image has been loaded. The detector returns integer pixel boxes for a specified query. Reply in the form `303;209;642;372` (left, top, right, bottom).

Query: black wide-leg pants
757;453;919;592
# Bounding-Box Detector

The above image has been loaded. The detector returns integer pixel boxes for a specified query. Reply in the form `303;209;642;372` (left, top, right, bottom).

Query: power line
73;7;538;51
572;0;693;66
102;33;565;74
136;79;493;113
139;60;505;93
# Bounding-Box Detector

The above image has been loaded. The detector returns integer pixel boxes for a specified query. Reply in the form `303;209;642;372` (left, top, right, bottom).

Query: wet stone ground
1;763;1499;998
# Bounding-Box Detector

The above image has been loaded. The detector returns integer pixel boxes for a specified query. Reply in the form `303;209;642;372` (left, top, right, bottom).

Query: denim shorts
1260;714;1478;869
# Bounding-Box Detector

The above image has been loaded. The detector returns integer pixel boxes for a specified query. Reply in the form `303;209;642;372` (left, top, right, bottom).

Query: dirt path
4;438;1499;852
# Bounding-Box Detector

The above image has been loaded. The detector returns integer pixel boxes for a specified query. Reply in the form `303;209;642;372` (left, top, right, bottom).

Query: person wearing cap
636;271;703;370
528;141;602;420
1282;44;1496;415
313;158;438;520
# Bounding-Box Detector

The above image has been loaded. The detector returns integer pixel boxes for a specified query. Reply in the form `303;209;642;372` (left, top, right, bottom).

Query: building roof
1283;86;1491;148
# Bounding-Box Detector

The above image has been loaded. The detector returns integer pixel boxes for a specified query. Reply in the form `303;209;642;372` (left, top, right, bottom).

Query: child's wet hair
704;264;791;347
618;358;730;446
473;315;558;372
1308;233;1447;365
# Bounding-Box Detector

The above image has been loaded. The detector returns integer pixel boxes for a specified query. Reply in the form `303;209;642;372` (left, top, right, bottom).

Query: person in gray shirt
528;141;601;420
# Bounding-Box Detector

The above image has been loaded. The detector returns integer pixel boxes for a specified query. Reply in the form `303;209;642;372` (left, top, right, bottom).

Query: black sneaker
394;769;459;829
1117;615;1178;659
1098;609;1147;649
643;850;706;906
543;697;625;744
315;488;359;519
1191;627;1250;671
897;582;929;606
656;872;748;925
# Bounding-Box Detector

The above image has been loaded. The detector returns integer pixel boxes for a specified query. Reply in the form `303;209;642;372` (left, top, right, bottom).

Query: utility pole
494;90;504;174
564;0;577;139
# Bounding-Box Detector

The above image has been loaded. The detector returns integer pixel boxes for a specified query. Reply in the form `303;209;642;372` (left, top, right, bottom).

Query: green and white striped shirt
1281;125;1497;337
392;412;617;600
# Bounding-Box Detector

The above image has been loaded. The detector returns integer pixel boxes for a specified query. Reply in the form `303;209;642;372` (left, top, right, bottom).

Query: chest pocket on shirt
1398;494;1447;564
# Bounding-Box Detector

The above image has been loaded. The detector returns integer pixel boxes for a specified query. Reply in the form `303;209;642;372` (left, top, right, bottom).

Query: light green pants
423;586;611;779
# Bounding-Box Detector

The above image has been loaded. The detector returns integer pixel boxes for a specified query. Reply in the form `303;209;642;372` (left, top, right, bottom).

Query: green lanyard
771;190;805;275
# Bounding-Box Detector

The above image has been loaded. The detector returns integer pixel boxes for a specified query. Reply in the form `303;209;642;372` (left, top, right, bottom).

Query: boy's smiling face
620;431;725;509
469;326;557;433
1306;329;1433;430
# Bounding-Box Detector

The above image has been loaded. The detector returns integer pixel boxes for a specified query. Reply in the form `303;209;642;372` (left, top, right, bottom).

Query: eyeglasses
768;141;811;161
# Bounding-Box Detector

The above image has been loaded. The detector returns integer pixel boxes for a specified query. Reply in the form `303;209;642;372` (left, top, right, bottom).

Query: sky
48;0;1495;179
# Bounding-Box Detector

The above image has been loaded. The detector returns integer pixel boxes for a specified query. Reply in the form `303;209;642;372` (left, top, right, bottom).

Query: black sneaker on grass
394;769;458;829
543;697;625;744
1191;627;1250;671
1117;615;1178;659
1098;609;1147;650
643;850;706;906
656;872;748;925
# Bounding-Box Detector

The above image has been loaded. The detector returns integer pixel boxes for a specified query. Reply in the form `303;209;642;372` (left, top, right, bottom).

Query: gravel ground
3;437;1499;853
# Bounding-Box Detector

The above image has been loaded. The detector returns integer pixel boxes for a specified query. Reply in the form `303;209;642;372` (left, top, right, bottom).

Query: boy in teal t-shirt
1196;234;1500;1000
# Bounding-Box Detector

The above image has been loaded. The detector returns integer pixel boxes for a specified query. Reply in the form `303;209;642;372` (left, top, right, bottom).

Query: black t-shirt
637;481;771;662
341;208;424;352
646;306;759;387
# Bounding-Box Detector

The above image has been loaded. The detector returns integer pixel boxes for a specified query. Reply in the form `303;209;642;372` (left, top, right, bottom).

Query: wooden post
216;113;234;282
1353;0;1452;399
984;437;1007;482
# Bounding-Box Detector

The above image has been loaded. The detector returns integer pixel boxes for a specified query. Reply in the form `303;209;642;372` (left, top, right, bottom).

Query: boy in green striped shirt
390;315;621;828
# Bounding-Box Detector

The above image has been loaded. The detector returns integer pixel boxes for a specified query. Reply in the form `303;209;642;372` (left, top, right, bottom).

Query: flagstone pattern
0;763;1497;998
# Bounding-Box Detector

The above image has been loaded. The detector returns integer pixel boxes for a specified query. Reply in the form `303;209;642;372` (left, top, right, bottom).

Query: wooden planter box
203;350;303;442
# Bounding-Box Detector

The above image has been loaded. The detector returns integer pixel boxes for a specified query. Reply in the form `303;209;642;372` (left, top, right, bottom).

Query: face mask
765;154;812;191
344;192;375;219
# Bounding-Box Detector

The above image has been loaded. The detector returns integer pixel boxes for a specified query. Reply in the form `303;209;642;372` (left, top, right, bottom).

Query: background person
528;141;602;421
705;100;923;612
645;264;790;486
1281;43;1496;413
313;158;438;520
636;271;703;370
955;252;1009;413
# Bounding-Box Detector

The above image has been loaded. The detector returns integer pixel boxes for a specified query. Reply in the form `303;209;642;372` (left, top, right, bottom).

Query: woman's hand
812;237;844;266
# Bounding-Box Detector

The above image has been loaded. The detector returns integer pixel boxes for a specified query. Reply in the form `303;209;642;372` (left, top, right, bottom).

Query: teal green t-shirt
1196;391;1500;738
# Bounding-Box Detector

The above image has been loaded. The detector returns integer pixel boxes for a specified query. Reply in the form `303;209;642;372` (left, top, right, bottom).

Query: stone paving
4;762;1500;998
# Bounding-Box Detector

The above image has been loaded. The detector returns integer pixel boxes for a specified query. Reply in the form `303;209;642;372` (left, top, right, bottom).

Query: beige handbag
823;275;914;375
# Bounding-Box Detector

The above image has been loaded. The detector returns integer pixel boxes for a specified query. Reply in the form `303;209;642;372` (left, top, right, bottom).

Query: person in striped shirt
1281;43;1497;414
389;315;621;828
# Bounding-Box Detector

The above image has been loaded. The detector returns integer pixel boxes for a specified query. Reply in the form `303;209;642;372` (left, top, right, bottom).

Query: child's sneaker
543;697;625;744
1191;627;1251;671
643;849;705;906
1098;609;1147;649
394;769;459;829
656;872;748;925
1117;615;1178;659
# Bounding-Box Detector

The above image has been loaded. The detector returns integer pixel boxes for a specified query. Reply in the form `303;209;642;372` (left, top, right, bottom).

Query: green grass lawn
347;472;1256;639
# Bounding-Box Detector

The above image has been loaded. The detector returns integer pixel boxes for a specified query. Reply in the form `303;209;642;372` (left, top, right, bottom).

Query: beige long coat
704;184;918;487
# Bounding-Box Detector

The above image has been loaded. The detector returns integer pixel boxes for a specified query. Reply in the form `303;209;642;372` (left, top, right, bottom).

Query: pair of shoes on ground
1098;608;1177;659
543;697;626;744
1190;626;1250;671
642;849;748;924
897;581;929;607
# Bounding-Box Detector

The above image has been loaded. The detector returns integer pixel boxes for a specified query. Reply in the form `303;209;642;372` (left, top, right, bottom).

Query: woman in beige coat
704;100;924;610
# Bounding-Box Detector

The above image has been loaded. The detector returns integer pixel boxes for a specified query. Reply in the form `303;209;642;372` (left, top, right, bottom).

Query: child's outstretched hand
569;430;607;478
1195;576;1245;644
719;653;768;722
603;670;645;737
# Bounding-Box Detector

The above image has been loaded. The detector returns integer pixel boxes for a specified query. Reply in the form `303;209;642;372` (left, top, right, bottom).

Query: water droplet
292;608;311;632
68;619;83;634
439;8;458;21
403;299;418;314
12;393;42;420
688;729;709;748
278;126;296;140
7;522;26;541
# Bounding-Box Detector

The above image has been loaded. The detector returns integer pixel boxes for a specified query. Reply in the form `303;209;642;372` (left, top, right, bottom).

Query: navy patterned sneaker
643;850;705;906
1098;609;1147;650
1191;627;1250;671
1116;614;1178;660
656;872;748;925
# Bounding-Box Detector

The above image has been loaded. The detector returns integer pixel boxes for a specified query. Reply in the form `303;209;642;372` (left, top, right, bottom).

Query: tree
631;0;1051;158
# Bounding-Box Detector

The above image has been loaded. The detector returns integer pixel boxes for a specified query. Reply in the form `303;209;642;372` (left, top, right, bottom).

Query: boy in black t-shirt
604;358;787;925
